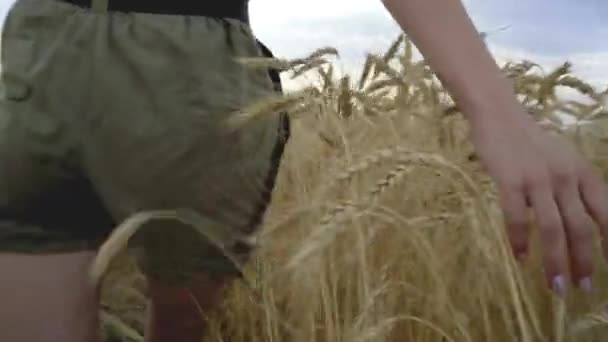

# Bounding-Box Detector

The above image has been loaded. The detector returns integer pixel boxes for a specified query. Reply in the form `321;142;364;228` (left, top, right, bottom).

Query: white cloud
250;0;398;58
250;0;387;21
249;0;608;97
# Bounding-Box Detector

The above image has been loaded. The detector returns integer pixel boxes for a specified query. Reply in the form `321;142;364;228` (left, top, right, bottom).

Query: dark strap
240;40;291;238
62;0;250;22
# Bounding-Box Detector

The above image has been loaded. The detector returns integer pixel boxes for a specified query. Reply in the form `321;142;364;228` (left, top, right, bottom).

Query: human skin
381;0;608;295
0;1;605;342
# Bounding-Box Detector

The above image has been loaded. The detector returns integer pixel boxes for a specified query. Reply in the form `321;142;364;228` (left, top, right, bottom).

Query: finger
579;166;608;240
554;177;595;291
528;177;568;297
498;181;530;261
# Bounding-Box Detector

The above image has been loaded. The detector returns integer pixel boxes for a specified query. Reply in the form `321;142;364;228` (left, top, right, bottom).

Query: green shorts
0;0;290;281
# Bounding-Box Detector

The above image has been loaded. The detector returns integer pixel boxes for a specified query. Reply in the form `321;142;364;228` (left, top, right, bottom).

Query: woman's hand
470;104;608;295
380;0;608;295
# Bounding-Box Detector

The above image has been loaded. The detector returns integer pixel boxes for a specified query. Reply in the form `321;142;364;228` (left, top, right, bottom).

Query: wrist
453;75;530;129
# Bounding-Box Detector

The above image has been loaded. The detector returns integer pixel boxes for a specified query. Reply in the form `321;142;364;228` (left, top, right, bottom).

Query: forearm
380;0;522;125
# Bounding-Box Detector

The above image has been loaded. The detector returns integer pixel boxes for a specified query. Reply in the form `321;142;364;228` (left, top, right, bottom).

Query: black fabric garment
62;0;250;21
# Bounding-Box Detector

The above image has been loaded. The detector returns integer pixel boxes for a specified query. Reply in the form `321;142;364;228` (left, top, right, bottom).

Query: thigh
0;252;100;342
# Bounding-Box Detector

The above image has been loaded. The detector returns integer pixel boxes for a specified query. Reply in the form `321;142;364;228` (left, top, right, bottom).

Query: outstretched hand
379;0;607;296
469;102;608;296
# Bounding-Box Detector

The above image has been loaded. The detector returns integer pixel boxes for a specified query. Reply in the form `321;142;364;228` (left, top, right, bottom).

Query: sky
247;0;608;92
0;0;605;92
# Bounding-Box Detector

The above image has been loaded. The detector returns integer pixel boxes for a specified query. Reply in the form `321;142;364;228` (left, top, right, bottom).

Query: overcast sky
0;0;606;91
249;0;608;91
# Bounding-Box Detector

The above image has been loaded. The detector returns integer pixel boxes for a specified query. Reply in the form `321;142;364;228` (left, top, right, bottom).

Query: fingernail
579;277;592;293
552;275;567;297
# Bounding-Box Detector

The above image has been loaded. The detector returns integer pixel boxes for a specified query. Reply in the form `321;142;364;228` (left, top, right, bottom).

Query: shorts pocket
1;36;34;102
1;2;36;103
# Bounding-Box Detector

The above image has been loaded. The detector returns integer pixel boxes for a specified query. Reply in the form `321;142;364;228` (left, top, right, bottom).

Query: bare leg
0;251;101;342
144;273;234;342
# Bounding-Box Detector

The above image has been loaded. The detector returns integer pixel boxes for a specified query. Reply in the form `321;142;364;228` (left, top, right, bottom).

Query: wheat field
97;35;608;342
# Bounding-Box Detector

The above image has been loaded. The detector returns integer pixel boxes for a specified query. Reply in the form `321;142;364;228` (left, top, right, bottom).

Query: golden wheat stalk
307;46;340;60
329;147;397;186
100;310;144;342
537;62;573;106
316;63;338;95
370;55;405;83
367;164;411;202
557;75;597;98
89;209;248;286
280;47;341;70
364;78;403;94
286;147;483;270
283;200;362;271
358;54;377;90
235;57;293;71
359;315;457;342
337;75;353;117
292;58;332;79
224;86;322;130
351;91;392;118
502;60;543;79
568;303;608;338
382;34;405;64
402;36;414;69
